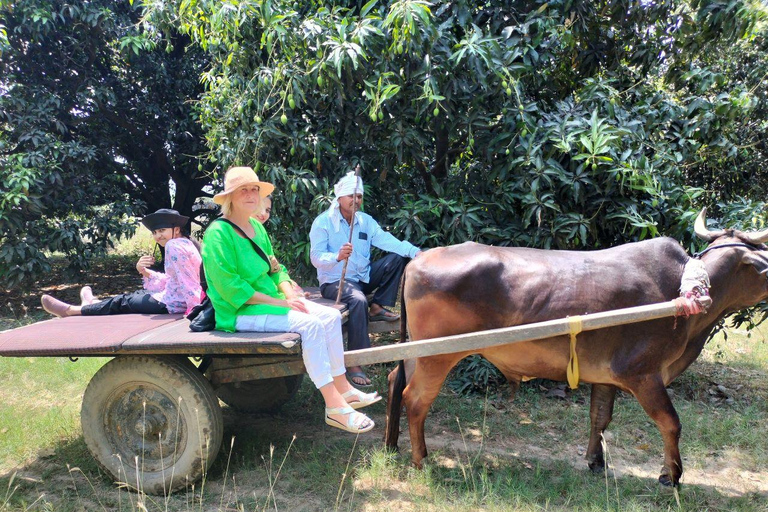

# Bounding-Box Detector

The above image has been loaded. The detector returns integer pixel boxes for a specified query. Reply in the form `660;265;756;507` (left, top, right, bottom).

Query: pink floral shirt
143;238;203;314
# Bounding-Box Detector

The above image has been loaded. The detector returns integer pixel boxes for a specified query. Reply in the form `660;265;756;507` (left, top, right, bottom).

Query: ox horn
694;208;726;242
744;226;768;245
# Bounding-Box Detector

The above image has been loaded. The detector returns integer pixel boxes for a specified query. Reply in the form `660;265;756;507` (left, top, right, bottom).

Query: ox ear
741;251;768;276
694;208;726;242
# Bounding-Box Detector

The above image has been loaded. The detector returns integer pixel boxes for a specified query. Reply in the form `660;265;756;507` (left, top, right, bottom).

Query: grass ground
1;328;766;511
1;250;767;511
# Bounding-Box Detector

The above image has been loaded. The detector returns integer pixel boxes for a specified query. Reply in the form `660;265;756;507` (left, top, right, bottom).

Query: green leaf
361;0;378;17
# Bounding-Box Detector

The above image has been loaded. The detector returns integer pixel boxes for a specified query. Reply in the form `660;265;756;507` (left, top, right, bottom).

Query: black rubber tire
81;356;223;495
215;374;304;413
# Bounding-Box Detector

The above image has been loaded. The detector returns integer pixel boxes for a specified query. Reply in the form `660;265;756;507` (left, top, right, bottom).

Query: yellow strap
567;316;582;389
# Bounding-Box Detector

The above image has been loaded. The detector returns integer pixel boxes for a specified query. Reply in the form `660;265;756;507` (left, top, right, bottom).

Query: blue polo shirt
309;210;420;285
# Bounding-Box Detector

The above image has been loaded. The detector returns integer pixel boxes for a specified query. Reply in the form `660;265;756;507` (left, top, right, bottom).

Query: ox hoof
384;444;400;454
587;455;606;474
658;470;679;488
588;461;607;474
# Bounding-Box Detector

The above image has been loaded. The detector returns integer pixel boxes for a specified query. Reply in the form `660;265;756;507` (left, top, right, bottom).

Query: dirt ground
0;256;141;322
415;422;768;497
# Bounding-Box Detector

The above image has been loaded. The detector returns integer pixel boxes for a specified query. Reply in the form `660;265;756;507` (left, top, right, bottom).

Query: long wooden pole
335;164;362;305
343;296;712;367
200;296;713;382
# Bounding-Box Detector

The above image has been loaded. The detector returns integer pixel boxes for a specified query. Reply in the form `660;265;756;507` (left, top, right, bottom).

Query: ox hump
406;243;507;300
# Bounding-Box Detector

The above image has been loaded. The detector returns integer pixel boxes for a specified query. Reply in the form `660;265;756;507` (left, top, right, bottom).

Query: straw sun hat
213;166;275;205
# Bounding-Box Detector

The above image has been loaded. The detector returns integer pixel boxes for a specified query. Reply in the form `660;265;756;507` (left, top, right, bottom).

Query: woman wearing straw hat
202;166;380;434
40;209;203;317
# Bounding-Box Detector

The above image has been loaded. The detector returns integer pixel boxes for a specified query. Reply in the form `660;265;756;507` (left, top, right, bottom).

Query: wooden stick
335;164;362;305
343;296;712;367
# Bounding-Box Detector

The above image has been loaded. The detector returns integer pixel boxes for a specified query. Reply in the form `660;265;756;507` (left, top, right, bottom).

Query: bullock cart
0;288;707;494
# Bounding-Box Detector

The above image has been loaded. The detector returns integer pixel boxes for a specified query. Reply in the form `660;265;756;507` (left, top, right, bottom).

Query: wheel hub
105;384;187;472
134;413;167;437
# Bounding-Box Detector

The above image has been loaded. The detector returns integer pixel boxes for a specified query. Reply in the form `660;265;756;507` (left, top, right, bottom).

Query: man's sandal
369;306;400;322
346;371;372;388
342;388;382;410
325;406;374;434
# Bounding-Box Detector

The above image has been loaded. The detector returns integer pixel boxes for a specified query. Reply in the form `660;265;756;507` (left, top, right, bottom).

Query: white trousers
235;299;345;389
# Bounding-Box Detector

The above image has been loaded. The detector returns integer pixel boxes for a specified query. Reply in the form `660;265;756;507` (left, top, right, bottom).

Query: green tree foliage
676;26;768;206
0;0;209;288
3;0;767;290
143;0;767;279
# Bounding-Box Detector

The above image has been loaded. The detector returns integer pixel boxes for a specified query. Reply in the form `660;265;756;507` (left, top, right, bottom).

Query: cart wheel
81;356;223;495
216;374;304;413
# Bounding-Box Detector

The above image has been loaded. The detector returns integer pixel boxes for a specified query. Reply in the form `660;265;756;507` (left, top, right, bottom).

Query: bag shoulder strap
216;218;275;274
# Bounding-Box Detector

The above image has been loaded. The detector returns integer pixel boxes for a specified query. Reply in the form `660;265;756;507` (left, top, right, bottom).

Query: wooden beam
343;297;712;367
202;297;711;381
209;359;306;385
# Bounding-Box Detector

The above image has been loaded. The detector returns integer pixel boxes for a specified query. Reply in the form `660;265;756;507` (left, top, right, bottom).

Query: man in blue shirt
310;171;421;386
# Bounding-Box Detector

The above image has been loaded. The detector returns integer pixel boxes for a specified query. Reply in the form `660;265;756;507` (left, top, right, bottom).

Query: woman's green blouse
202;218;292;332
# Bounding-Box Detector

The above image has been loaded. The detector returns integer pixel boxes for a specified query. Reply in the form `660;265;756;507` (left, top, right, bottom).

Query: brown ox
385;209;768;487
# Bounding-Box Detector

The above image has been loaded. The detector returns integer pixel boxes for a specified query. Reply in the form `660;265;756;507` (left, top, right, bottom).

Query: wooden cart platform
0;289;398;358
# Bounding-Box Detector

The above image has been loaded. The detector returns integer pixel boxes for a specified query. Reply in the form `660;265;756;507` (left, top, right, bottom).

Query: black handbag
187;295;215;332
187;218;279;332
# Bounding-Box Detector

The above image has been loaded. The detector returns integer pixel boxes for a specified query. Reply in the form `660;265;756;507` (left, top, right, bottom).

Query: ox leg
631;377;683;487
506;376;521;401
385;365;403;450
586;384;618;473
493;369;522;401
404;355;462;468
484;358;522;401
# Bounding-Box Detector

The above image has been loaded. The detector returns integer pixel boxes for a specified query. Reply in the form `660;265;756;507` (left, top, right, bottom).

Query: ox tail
385;262;409;449
385;360;406;450
399;261;407;344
